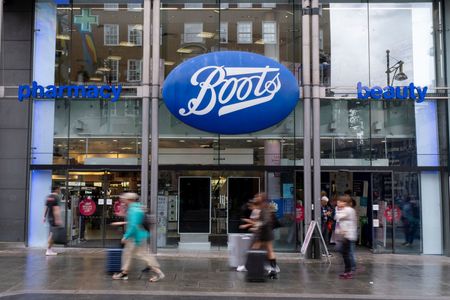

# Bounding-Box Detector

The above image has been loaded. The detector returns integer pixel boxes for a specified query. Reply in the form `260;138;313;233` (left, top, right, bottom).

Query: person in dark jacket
242;193;278;278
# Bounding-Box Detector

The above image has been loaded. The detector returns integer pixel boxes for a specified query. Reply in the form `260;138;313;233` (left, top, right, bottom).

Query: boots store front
27;0;450;255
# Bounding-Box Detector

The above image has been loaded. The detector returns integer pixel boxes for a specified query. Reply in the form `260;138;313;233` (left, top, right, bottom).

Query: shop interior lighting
96;67;111;72
119;41;136;47
161;7;179;11
107;55;122;61
197;32;215;39
69;172;107;176
131;24;143;31
255;39;265;45
164;61;175;66
56;34;71;40
89;77;102;82
176;47;193;54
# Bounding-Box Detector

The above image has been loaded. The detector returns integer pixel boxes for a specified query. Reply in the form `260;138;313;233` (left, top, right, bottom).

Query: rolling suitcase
245;250;267;282
106;248;122;273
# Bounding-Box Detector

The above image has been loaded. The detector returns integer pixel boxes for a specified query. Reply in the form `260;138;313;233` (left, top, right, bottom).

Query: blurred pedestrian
43;186;62;256
401;196;418;247
112;193;164;282
320;191;332;245
242;193;279;278
334;195;357;279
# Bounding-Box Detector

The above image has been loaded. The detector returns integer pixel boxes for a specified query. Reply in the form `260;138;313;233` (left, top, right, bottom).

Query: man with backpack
112;192;164;282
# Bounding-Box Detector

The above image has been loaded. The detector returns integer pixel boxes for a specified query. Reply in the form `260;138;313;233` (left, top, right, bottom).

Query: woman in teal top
112;193;165;282
122;201;149;245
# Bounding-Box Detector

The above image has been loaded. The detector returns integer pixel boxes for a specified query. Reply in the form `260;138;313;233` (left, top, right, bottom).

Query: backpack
142;213;155;232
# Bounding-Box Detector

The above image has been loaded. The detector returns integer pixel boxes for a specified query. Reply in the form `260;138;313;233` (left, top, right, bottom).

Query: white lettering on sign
178;66;281;117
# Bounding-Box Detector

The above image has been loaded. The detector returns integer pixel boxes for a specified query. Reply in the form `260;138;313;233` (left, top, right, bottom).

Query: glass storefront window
55;1;143;85
160;1;301;167
53;98;142;165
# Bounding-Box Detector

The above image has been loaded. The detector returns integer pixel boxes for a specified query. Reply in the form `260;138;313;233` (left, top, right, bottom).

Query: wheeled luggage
245;249;267;282
228;234;253;268
51;226;67;245
106;248;122;273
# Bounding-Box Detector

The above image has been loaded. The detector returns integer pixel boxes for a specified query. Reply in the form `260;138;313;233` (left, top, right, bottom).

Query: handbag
51;226;67;245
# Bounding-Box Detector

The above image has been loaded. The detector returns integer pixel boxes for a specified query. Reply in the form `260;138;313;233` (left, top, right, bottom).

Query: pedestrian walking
242;193;279;279
43;186;62;256
334;195;357;279
112;192;164;282
320;191;332;245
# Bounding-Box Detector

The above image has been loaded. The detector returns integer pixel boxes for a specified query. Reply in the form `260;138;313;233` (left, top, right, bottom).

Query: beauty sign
357;82;428;103
79;198;96;216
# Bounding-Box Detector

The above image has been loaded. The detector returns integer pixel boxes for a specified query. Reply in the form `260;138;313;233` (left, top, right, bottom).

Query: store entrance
323;171;373;249
64;171;140;248
322;171;420;254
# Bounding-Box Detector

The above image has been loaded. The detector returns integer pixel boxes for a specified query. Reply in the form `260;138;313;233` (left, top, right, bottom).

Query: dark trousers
340;238;352;273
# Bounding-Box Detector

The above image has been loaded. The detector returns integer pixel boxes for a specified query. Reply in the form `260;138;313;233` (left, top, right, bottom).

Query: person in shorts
43;186;62;256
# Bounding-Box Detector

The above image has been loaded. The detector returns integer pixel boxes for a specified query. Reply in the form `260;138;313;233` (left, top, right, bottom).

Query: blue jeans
340;239;352;273
349;240;356;271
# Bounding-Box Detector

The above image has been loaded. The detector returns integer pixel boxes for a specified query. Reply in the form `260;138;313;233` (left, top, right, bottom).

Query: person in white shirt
334;195;357;279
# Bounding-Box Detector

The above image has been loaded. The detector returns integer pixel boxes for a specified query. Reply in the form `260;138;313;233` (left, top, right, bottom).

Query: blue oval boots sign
162;51;299;134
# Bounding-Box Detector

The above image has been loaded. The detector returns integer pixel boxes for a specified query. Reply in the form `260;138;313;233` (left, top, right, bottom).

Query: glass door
103;171;141;247
66;170;140;247
371;172;394;253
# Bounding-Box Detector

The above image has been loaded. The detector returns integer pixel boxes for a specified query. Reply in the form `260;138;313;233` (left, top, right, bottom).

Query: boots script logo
162;51;299;134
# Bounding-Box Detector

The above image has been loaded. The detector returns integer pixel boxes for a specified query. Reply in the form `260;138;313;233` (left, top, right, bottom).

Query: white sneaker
236;265;247;272
45;249;57;256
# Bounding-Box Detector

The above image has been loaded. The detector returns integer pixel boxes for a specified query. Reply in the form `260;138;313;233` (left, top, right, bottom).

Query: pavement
0;244;449;299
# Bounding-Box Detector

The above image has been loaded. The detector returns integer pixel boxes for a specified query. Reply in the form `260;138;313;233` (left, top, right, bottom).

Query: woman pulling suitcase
241;192;279;279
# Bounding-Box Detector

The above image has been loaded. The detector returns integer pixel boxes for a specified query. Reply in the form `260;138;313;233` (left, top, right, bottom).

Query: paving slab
0;245;449;299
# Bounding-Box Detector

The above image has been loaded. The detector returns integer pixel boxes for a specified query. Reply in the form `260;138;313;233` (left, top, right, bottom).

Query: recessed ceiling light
56;34;71;40
119;41;136;47
176;48;193;54
107;55;122;61
197;32;215;38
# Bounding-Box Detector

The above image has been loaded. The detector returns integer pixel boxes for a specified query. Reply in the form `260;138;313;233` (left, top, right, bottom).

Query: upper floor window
220;3;229;9
127;3;142;12
237;21;252;44
128;25;142;46
107;59;119;83
220;22;228;44
184;22;203;43
104;24;119;46
262;21;277;44
127;59;142;82
104;3;119;11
